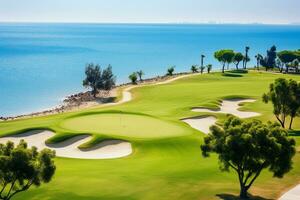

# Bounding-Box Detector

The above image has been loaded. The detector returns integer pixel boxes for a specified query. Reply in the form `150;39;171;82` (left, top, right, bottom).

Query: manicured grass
61;112;188;139
0;71;300;200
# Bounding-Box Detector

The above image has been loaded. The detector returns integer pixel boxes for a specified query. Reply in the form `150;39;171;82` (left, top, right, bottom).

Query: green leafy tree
102;65;116;91
214;50;226;73
201;117;296;199
83;63;116;97
191;65;198;73
214;50;235;73
233;52;244;70
278;51;298;73
287;79;300;129
207;64;212;73
0;140;56;200
129;72;138;84
166;66;175;76
260;46;277;71
262;78;292;128
136;70;144;81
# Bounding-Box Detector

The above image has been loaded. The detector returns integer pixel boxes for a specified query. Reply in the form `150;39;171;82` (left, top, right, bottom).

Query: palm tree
244;46;250;69
207;64;212;73
200;66;205;74
255;54;262;70
167;66;175;76
191;65;198;73
136;70;144;82
201;55;205;68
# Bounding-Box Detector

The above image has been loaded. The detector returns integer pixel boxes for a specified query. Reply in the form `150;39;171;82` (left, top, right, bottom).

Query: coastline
0;72;197;121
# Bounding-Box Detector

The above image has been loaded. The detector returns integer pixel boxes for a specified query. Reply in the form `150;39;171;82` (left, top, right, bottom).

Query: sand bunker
192;99;260;118
182;99;260;134
182;116;217;134
279;184;300;200
0;130;132;159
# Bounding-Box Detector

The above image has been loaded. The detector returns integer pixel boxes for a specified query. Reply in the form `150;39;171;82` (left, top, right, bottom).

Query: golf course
0;71;299;200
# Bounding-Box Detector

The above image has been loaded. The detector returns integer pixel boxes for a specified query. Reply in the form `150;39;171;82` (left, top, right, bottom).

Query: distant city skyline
0;0;299;24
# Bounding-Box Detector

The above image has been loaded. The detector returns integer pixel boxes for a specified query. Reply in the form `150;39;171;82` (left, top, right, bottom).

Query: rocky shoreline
0;72;192;121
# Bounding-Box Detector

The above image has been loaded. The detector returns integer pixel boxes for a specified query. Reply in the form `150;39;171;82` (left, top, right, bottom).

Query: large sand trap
182;116;217;134
192;99;260;118
279;184;300;200
183;99;260;134
0;130;132;159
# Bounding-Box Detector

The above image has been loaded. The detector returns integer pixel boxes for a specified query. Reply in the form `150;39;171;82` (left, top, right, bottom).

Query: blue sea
0;23;300;117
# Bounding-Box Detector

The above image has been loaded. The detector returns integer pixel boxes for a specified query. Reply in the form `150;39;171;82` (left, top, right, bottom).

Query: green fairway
0;71;300;200
61;112;188;139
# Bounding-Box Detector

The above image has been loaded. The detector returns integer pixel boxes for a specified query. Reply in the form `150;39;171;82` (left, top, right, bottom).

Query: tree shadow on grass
216;193;274;200
222;73;243;77
289;130;300;137
18;191;138;200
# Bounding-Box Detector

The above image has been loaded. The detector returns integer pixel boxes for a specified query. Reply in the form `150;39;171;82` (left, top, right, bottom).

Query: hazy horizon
0;0;299;24
0;22;300;25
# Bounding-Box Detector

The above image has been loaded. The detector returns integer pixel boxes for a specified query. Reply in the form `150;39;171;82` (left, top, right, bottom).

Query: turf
0;71;300;200
60;112;188;139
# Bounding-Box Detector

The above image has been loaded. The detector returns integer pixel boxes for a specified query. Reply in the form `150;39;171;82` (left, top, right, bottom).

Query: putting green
60;112;189;139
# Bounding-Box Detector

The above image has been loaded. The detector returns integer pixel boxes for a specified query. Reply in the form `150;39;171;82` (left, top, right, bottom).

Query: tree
260;46;277;71
200;66;205;74
262;78;291;128
276;58;284;73
128;72;138;84
0;140;56;200
291;59;299;73
255;54;263;70
191;65;198;73
214;50;226;73
278;51;298;73
244;46;250;69
166;66;175;76
201;55;205;68
233;52;244;70
287;79;300;129
102;65;116;91
226;52;235;70
201;116;296;199
214;50;235;73
207;64;212;73
136;70;144;82
83;63;116;97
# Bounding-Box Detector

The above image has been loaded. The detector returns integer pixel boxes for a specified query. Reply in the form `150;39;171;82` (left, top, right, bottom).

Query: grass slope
0;71;300;200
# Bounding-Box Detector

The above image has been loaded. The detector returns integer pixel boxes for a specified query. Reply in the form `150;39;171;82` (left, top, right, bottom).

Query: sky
0;0;299;24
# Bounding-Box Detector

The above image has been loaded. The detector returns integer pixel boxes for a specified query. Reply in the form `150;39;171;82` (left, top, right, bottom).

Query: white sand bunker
192;99;260;119
182;99;260;134
182;116;217;134
0;130;132;159
279;184;300;200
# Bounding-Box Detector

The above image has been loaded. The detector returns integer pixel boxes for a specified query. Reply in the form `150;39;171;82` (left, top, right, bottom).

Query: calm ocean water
0;23;300;117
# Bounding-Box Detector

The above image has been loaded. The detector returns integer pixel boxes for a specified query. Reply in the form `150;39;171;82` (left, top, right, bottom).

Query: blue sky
0;0;299;24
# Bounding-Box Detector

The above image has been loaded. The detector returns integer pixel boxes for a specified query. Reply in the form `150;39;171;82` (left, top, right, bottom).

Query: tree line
214;46;300;73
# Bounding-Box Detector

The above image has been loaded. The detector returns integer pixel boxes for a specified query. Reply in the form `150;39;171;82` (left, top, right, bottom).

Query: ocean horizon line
0;21;299;26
